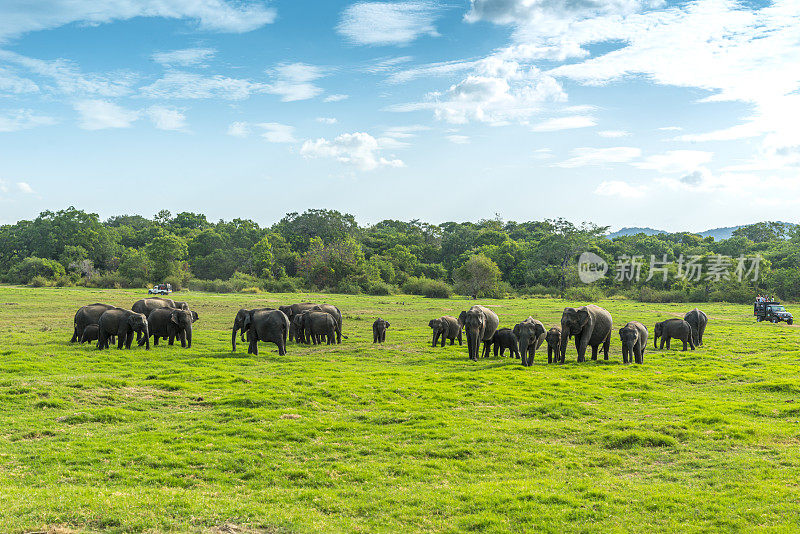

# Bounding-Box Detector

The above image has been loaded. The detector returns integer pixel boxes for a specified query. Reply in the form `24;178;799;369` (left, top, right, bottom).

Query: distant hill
607;222;796;241
607;227;666;239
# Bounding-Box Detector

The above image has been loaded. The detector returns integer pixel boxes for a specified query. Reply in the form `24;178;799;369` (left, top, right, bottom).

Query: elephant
513;317;546;366
559;305;613;363
461;305;500;361
490;328;520;358
97;308;149;350
242;308;289;356
79;324;100;344
545;327;562;364
231;307;274;351
373;318;390;343
132;298;187;342
429;316;462;347
71;303;115;343
291;313;309;344
654;318;695;351
619;321;648;364
279;303;319;342
296;311;337;345
141;307;193;348
311;304;344;343
683;308;707;346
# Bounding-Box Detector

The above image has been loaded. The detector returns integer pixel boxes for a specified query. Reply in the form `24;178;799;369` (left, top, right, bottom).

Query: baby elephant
654;318;695;351
80;324;100;344
373;318;390;343
491;328;520;358
619;321;648;364
428;316;463;347
545;327;562;364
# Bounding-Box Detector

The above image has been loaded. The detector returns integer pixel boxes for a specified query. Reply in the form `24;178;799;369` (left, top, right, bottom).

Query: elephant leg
547;347;552;364
458;332;462;345
117;330;125;349
494;342;499;358
636;346;643;364
71;327;79;343
688;336;695;350
591;345;598;361
603;336;610;360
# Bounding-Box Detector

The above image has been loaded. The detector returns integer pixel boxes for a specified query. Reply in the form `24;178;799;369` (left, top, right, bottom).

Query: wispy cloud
0;0;276;42
554;147;641;168
74;99;139;130
337;1;441;46
152;48;216;67
0;109;56;132
139;71;266;100
324;94;349;103
594;180;646;198
146;105;187;131
267;63;325;102
226;121;296;143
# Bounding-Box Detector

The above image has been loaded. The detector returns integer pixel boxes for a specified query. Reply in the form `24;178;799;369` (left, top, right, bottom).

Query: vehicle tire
789;319;793;325
757;317;762;322
772;317;779;323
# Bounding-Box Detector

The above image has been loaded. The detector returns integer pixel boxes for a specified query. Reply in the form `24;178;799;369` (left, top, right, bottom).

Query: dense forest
1;207;798;303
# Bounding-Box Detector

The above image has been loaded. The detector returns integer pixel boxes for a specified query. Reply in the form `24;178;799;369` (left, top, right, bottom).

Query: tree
251;237;274;278
119;248;152;284
146;234;187;280
454;254;502;298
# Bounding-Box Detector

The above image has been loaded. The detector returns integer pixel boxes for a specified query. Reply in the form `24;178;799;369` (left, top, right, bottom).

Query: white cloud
324;94;349;102
225;121;296;142
139;71;265;100
301;132;405;171
598;129;630;138
363;55;414;74
316;117;338;124
267;63;325;102
532;148;553;159
0;50;136;97
16;182;34;194
74;99;139;130
227;121;250;138
146;105;187;131
0;1;276;42
0;109;56;132
658;126;683;131
258;123;296;143
0;67;39;95
554;146;641;167
465;0;644;26
532;115;595;131
383;124;430;138
152;48;216;67
447;135;470;144
594;180;646;198
337;1;440;46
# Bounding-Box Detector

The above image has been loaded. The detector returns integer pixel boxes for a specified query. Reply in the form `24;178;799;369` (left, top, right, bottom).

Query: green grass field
1;286;799;533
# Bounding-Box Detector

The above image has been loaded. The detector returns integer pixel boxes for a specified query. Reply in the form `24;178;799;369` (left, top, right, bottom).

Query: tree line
1;207;796;303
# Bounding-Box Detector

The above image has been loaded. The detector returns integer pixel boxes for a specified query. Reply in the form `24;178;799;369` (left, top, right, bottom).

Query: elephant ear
458;311;467;326
384;321;390;328
429;319;436;328
191;311;199;322
512;324;521;337
577;309;590;327
170;312;180;325
242;314;252;330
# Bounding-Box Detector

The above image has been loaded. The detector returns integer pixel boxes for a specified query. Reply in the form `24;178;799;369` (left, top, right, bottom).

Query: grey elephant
80;324;100;344
683;308;707;346
311;304;344;343
619;321;648;364
231;307;274;351
279;303;319;342
429;316;462;347
242;308;289;356
291;313;308;344
141;307;194;348
132;298;188;342
545;327;561;364
490;328;519;358
97;308;150;350
654;318;695;351
297;311;337;345
560;305;613;363
373;318;390;343
513;317;546;366
461;305;500;361
71;303;116;343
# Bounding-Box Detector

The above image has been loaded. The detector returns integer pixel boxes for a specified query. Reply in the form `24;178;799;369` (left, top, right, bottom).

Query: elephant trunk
186;324;192;349
232;326;238;351
622;343;629;362
654;335;659;349
519;333;531;357
143;325;150;350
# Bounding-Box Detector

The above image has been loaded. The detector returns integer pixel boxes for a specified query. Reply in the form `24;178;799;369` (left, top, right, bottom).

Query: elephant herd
428;304;709;365
71;297;198;350
69;296;708;366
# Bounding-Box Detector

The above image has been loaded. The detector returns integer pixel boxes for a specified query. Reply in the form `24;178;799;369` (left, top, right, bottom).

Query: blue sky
0;0;798;231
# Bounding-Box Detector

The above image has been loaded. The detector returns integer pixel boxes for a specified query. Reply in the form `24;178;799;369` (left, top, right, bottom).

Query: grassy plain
0;286;799;533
